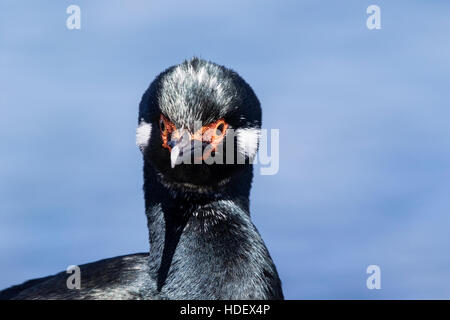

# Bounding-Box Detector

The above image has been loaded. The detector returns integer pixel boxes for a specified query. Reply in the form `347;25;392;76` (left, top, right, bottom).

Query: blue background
1;0;450;299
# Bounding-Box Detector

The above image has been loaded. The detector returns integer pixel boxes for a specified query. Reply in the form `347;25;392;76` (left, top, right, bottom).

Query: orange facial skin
159;114;228;160
159;114;177;150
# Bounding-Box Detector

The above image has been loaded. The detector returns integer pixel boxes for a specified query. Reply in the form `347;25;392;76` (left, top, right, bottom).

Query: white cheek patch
136;121;152;151
236;127;260;160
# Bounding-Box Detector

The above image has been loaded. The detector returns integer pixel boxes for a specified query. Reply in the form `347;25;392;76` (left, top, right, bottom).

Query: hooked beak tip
170;145;181;168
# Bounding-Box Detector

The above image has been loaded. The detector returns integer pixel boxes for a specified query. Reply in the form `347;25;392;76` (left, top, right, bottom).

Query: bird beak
162;119;228;168
170;143;183;169
168;129;204;168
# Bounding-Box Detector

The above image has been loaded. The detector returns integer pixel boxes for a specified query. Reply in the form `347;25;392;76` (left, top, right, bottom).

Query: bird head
137;58;261;190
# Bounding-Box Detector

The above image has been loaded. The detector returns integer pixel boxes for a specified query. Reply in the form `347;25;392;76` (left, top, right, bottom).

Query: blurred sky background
1;0;450;299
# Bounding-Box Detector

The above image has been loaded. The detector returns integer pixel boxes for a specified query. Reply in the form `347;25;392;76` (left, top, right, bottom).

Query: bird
0;58;284;300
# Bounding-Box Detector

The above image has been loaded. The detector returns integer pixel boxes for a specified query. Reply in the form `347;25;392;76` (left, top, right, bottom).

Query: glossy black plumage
0;58;283;300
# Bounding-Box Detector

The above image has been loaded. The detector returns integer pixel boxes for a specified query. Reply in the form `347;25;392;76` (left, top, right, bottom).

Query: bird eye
159;117;166;132
216;123;224;136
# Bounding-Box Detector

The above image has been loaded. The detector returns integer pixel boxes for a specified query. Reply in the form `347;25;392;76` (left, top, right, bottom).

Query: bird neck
141;162;282;299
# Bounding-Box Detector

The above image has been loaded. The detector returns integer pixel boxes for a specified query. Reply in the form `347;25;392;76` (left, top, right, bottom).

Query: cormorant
0;58;283;300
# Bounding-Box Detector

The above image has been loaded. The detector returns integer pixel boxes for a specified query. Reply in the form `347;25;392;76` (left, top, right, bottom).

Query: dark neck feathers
142;162;283;299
